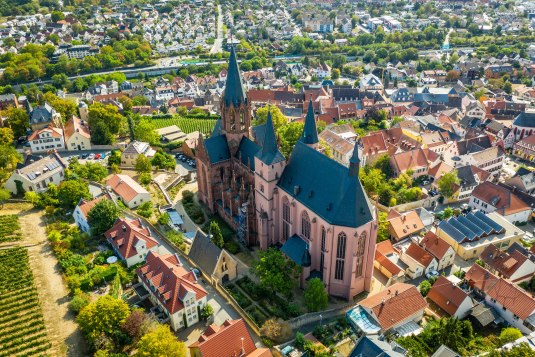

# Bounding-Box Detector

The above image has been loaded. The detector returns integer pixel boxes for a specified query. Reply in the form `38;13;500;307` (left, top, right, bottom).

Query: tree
419;280;432;296
138;172;152;185
377;212;390;242
331;68;340;80
88;200;120;236
253;104;288;130
134;119;158;144
77;295;130;344
107;150;122;167
121;310;152;342
304;278;328;312
3;107;29;138
92;121;114;145
72;161;108;182
251;248;301;297
0;127;14;146
260;318;292;344
446;70;461;82
209;221;224;248
500;327;523;345
151;150;176;170
88;102;124;137
134;325;186;357
503;81;512;94
276;122;304;158
58;180;91;208
200;304;214;320
51;11;65;22
135;155;152;173
43;92;78;122
137;201;153;218
0;145;21;184
437;170;460;198
373;154;394;178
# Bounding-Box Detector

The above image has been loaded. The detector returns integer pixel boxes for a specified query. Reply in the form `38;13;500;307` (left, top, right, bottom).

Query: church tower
220;46;252;154
254;108;286;250
300;98;319;150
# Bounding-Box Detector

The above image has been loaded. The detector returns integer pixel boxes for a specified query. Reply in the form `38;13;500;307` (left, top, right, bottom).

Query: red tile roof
64;116;90;140
427;276;471;316
137;251;207;315
106;174;149;202
480;244;528;280
465;263;499;293
420;231;452;260
77;193;112;218
388;211;425;241
105;218;159;259
404;242;435;268
487;279;535;320
359;283;427;331
28;126;63;141
189;319;270;357
471;182;530;216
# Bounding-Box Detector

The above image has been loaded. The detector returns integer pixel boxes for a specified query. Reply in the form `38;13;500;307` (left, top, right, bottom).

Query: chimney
122;225;126;233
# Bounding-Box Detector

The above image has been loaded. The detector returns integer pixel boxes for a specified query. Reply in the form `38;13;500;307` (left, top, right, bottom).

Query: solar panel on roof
26;172;36;180
458;215;484;238
474;211;504;234
466;213;493;235
439;220;466;243
449;217;478;241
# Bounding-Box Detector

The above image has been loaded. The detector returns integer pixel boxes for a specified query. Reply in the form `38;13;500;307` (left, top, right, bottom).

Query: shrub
260;318;292;344
137;201;153;218
419;280;432;297
224;241;240;254
138;172;151;186
182;190;194;204
69;293;91;314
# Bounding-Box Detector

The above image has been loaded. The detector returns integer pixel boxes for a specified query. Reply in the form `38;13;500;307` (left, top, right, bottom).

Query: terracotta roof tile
404;242;435;267
105;218;159;259
480;244;527;279
77;193;112;218
427;276;471;316
471;182;530;216
419;231;452;260
465;264;499;293
359;283;427;331
487;279;535;320
28;126;63;141
388;211;425;241
106;174;149;202
64;116;90;140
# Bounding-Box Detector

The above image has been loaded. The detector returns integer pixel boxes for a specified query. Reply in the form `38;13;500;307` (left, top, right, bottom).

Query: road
210;4;224;54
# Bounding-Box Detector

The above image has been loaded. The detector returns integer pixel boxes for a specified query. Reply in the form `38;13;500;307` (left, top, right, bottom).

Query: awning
394;321;423;337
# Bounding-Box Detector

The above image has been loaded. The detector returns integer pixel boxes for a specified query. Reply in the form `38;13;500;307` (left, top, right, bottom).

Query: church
196;47;378;299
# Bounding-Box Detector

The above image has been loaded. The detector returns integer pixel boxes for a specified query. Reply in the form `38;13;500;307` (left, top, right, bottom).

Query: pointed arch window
301;211;310;240
335;232;346;280
355;232;367;277
320;226;326;272
282;197;290;241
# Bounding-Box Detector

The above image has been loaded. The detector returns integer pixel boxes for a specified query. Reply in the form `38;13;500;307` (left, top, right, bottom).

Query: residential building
4;152;67;194
427;276;473;319
387;210;425;242
29;102;61;131
360;74;383;91
455;165;491;201
196;48;378;300
106;174;151;209
189;319;272;357
347;283;427;335
505;168;535;195
121;141;156;167
470;181;532;224
64;116;91;151
28;126;65;153
465;263;500;297
480;244;535;283
399;242;438;279
188;230;238;284
104;218;160;267
390;148;439;178
419;232;455;271
513;134;535;163
374;240;406;287
73;194;113;233
349;335;407;357
136;251;208;331
318;128;354;166
436;211;524;260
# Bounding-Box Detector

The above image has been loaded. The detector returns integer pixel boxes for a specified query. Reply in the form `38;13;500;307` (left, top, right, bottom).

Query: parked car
87;153;95;160
426;270;439;279
100;153;107;159
94;154;101;160
81;153;89;159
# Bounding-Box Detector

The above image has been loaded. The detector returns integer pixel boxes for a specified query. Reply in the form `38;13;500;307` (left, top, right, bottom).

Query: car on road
87;153;95;160
426;270;439;279
81;153;89;159
94;154;101;160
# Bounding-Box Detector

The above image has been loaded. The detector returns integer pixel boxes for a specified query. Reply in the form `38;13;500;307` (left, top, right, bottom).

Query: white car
87;153;95;160
426;270;439;279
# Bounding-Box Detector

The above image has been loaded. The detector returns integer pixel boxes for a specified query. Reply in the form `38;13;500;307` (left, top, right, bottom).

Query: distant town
1;1;535;357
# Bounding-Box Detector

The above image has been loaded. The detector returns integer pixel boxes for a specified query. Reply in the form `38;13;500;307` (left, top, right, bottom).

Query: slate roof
350;336;407;357
204;135;231;164
237;136;261;170
252;123;266;147
513;112;535;128
281;234;311;267
188;230;222;276
277;141;373;228
211;119;222;136
223;47;247;107
255;110;284;165
30;102;55;124
300;99;319;145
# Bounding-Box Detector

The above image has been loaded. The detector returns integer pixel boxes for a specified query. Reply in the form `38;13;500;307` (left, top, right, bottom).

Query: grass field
150;116;217;135
0;215;22;243
0;247;51;356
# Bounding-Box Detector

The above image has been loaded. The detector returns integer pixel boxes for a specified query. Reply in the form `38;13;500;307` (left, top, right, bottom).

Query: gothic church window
282;197;290;241
335;232;346;280
355;232;366;276
301;211;310;240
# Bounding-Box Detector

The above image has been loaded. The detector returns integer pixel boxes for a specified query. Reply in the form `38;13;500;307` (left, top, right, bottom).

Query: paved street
210;4;224;54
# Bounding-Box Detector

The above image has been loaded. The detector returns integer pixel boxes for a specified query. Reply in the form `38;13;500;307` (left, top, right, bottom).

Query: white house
64;116;91;151
106;174;151;209
4;152;67;194
104;218;160;267
470;182;532;224
28;126;65;153
427;276;474;319
419;231;456;271
399;242;438;279
121;141;156;167
136;251;208;331
73;194;113;233
480;243;535;283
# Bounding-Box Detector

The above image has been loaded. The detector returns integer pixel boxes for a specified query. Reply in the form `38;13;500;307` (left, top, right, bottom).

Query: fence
286;303;354;330
375;195;439;213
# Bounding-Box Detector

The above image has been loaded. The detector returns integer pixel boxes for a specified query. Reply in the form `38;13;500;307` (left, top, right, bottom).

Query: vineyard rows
0;215;22;243
0;248;51;356
150;117;217;135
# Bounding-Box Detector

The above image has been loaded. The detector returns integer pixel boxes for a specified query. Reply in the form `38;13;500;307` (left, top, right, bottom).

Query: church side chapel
196;47;378;300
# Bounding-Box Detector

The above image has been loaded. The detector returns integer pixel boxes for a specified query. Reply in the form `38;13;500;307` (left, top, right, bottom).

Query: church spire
256;106;285;164
349;142;361;177
223;46;247;107
300;98;318;146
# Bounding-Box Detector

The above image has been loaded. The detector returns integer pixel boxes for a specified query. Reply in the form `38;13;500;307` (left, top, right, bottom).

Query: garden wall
375;195;439;213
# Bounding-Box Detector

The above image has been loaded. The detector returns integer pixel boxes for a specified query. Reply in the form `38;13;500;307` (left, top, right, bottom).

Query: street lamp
319;314;323;327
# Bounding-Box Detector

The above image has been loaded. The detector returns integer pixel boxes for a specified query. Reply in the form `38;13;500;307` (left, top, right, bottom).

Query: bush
137;201;153;218
224;241;240;254
419;280;432;297
69;293;91;314
182;190;194;204
260;318;292;344
138;172;151;185
499;327;522;345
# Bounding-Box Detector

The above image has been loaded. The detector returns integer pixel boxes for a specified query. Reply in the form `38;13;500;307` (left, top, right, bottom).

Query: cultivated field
0;214;22;243
0;247;51;357
150;117;217;135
